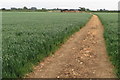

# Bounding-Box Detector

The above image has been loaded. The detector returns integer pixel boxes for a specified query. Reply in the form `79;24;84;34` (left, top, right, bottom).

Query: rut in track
27;15;115;78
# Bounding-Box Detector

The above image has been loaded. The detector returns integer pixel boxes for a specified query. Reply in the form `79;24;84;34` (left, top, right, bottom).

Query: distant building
18;8;22;10
31;7;37;10
61;9;81;12
11;7;17;10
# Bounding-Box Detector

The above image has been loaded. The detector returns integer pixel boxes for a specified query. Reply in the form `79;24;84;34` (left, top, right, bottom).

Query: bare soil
26;15;115;78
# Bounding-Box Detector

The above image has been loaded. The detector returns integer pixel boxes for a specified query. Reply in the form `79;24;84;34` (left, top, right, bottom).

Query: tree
79;7;85;11
103;9;106;11
1;8;6;10
23;6;28;10
42;8;46;10
100;9;103;11
86;8;90;11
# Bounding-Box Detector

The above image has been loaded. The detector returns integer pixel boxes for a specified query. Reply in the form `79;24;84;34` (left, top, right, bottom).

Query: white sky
0;0;119;10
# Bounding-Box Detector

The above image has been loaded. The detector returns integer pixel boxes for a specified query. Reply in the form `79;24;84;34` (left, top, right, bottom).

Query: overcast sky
0;0;119;10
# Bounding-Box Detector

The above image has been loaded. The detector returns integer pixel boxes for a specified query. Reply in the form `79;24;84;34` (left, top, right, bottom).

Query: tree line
0;6;118;12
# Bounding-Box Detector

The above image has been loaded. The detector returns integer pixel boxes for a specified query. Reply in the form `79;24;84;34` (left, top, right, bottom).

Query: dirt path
26;15;115;78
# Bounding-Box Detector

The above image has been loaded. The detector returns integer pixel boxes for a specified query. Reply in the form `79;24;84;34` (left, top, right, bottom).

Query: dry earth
26;15;115;78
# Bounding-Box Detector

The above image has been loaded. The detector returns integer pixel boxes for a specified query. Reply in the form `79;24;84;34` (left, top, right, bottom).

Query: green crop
97;13;119;78
2;12;91;78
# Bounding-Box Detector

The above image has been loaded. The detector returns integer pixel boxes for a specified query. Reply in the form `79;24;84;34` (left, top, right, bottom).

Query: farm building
61;9;81;12
31;7;37;10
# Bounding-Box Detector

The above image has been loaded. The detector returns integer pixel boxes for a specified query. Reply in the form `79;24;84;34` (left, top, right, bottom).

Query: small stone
72;69;74;71
85;51;90;53
84;53;89;57
57;76;60;78
81;57;83;59
80;62;83;64
90;56;92;58
72;48;75;50
93;71;95;74
78;60;80;62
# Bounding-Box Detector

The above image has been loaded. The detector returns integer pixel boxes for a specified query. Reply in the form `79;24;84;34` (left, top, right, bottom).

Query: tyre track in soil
26;15;115;78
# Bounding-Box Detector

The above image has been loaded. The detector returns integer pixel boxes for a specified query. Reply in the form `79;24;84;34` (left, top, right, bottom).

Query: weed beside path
96;13;119;78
